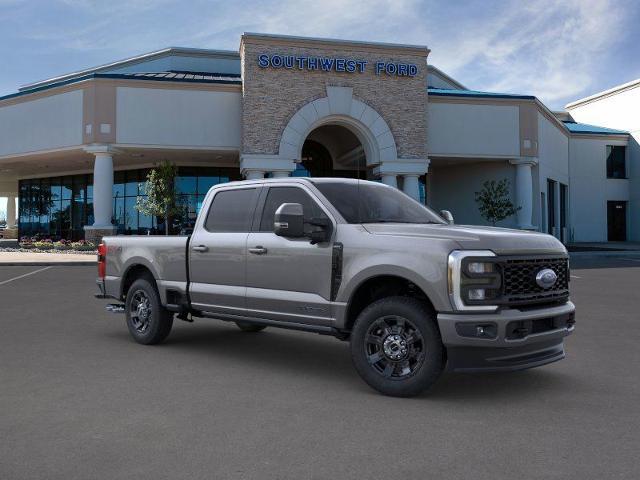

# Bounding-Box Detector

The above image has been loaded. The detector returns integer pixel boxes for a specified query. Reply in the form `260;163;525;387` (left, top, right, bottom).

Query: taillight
98;243;107;278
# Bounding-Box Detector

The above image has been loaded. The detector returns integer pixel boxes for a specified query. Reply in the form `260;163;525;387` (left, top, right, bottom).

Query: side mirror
440;210;454;224
274;203;305;237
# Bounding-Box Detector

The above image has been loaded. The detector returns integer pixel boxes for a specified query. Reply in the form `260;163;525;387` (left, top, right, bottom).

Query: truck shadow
135;321;577;400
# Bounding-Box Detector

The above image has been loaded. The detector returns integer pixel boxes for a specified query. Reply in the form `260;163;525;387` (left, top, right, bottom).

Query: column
245;170;265;180
240;154;295;181
373;159;429;202
402;174;420;201
84;145;117;242
510;158;537;230
6;195;16;229
380;174;397;188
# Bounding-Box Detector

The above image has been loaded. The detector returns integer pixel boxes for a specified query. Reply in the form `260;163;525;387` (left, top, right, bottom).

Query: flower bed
6;237;98;255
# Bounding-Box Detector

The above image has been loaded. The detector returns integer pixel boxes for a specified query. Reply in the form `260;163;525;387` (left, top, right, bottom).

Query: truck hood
363;223;567;256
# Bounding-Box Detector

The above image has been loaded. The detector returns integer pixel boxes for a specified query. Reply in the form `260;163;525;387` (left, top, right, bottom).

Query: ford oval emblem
536;268;558;289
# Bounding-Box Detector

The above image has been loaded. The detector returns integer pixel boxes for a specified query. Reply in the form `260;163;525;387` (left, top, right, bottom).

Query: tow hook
106;304;125;314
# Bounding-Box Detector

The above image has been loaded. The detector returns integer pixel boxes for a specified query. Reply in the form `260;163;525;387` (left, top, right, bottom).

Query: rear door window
204;188;258;232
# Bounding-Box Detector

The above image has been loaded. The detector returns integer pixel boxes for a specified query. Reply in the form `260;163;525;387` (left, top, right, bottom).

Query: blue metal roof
428;87;535;100
0;71;242;102
562;121;628;135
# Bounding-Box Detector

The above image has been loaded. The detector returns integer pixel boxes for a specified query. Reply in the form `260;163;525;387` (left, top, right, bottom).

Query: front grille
501;257;569;306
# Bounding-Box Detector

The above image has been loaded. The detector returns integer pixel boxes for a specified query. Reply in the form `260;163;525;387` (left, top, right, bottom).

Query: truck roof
214;177;381;187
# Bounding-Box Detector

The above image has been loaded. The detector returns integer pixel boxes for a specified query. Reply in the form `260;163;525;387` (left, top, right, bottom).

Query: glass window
198;176;219;194
125;171;139;197
124;197;138;233
204;188;257;233
259;186;327;232
313;181;445;224
113;171;125;199
176;175;197;195
606;146;626;179
61;177;73;200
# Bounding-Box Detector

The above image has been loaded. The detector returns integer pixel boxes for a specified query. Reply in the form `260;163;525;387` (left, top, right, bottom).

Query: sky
1;0;639;215
1;0;639;108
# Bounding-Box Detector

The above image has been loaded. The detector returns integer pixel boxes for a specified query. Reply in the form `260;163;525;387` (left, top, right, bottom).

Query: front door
188;187;260;315
607;201;627;241
245;184;335;326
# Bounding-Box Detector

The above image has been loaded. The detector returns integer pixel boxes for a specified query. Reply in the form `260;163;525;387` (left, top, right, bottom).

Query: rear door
188;186;260;315
245;184;336;326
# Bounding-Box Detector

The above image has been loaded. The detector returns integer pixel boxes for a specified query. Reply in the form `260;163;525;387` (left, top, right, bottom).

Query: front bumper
437;301;575;372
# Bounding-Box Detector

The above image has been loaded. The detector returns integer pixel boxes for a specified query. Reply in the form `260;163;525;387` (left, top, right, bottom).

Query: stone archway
278;86;398;166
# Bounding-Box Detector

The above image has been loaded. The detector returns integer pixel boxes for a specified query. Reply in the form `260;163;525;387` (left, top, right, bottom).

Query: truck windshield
313;181;446;224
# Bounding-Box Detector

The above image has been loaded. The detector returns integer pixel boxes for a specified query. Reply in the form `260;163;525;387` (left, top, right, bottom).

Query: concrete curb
569;251;640;257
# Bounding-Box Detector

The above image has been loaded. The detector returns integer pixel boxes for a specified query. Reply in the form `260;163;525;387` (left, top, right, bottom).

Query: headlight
448;250;500;311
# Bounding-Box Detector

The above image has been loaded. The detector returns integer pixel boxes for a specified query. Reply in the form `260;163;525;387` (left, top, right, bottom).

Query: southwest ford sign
257;54;418;77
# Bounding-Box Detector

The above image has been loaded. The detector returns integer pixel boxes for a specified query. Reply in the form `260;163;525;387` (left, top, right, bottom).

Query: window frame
606;145;627;179
202;186;260;234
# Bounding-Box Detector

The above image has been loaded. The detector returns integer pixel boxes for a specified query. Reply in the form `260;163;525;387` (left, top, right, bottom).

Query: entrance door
188;187;260;315
607;201;627;241
245;184;335;326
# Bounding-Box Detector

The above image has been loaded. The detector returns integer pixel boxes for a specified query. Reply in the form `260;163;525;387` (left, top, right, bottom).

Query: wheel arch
343;273;437;333
120;263;158;300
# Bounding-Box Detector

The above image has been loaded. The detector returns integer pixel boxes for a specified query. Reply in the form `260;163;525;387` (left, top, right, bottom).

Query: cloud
1;0;637;108
425;0;632;107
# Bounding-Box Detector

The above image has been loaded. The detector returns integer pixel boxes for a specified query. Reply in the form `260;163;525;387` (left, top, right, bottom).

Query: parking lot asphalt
1;257;639;480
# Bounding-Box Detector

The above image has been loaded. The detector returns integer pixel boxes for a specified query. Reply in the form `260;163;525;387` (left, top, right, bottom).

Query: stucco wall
568;86;639;241
0;90;83;156
537;112;569;236
240;37;428;159
115;87;242;148
427;102;520;157
568;136;629;242
429;161;517;228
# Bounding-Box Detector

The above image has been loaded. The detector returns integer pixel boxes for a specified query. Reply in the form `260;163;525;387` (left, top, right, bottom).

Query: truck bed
102;235;190;304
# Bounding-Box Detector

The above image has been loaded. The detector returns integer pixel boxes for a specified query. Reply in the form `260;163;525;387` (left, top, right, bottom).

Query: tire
350;296;445;397
235;321;267;333
125;277;174;345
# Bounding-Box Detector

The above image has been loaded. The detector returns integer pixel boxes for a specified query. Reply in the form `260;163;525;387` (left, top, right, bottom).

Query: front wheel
350;296;445;397
125;277;173;345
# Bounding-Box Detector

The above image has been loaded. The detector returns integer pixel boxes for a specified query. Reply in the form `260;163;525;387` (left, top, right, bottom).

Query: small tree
474;179;520;226
136;161;182;235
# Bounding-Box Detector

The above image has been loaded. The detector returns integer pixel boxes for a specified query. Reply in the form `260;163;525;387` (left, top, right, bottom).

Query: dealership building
0;33;637;243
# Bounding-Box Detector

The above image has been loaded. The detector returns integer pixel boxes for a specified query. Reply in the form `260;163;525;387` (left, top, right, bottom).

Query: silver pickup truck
96;178;575;397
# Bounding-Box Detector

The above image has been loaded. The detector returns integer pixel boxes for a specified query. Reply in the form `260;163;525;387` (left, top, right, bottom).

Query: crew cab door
188;186;260;315
245;184;335;326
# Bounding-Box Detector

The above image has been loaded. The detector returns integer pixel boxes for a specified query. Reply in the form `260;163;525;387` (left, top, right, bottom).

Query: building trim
19;47;241;92
565;78;640;109
0;73;242;106
427;66;466;90
240;32;430;56
428;91;630;141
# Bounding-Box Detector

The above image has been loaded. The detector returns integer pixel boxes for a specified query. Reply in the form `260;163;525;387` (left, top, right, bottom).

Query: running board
198;311;338;336
106;304;125;314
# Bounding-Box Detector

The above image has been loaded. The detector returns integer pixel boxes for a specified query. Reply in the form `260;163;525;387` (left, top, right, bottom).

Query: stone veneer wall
241;37;428;160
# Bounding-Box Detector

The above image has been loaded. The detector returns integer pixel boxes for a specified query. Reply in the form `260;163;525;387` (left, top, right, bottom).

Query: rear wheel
350;296;445;397
125;277;173;345
235;321;267;333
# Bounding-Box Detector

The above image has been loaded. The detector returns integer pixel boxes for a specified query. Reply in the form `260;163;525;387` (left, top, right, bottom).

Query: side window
259;186;327;232
204;188;257;232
